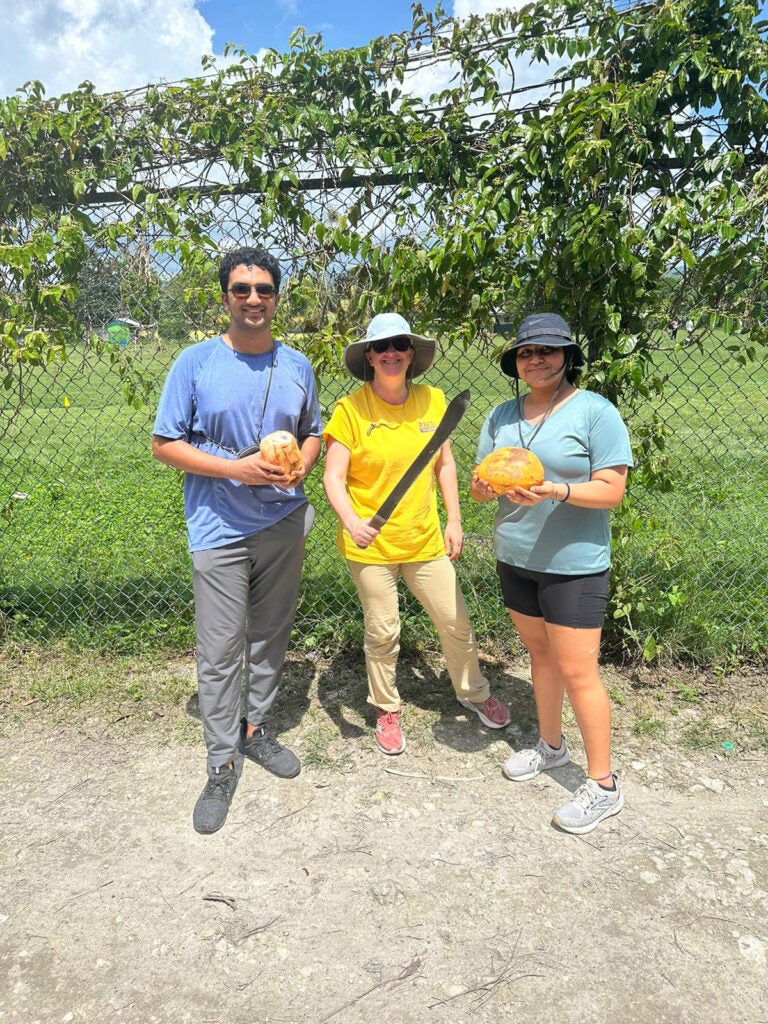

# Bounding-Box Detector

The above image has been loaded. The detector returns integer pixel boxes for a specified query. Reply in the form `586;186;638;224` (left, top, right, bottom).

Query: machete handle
368;514;386;531
354;514;385;548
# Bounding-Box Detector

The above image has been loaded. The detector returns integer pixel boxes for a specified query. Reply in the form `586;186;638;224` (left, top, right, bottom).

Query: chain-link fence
1;2;767;662
1;309;766;662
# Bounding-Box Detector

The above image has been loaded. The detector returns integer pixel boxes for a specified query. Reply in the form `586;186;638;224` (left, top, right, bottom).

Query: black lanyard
194;344;275;458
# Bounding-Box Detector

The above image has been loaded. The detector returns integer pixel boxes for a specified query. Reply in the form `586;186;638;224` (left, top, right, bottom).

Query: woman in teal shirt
471;313;633;835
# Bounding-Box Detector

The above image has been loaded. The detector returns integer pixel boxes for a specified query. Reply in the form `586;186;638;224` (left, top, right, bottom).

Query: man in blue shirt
153;247;322;834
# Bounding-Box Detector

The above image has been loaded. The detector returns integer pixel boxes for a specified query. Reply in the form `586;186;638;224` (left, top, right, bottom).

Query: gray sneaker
239;719;301;779
193;763;238;835
502;736;570;781
552;776;624;835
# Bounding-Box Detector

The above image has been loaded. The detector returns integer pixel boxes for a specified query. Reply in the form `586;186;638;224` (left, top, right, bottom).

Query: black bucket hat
500;312;585;378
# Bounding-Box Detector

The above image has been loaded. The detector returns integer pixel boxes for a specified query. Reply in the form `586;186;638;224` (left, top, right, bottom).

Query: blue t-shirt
476;390;633;574
153;336;322;552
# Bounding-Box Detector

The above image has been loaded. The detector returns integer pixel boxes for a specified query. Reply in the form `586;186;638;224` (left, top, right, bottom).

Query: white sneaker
552;776;623;835
502;736;570;782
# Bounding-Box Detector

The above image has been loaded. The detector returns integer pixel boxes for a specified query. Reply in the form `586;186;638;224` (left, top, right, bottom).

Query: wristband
558;483;571;503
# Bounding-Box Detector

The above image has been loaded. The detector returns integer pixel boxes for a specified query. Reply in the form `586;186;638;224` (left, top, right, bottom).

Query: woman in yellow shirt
323;313;510;755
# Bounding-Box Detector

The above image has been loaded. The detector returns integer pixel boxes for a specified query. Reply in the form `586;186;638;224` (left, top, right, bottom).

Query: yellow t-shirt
323;383;448;564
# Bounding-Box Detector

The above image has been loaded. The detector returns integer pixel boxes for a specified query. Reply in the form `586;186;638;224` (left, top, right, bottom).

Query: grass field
0;331;766;666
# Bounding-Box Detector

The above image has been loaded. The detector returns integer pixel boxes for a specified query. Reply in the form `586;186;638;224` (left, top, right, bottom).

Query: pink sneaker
457;694;511;729
375;709;406;755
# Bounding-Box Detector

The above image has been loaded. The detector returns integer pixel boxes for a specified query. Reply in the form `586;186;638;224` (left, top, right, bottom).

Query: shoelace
250;728;281;754
206;769;233;795
572;782;604;809
529;740;553;765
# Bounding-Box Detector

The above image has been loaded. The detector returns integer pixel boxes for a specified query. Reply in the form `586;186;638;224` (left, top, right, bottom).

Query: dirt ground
1;650;767;1024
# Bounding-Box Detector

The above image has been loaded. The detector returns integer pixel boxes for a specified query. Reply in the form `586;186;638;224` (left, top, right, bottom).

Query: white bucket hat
343;313;437;380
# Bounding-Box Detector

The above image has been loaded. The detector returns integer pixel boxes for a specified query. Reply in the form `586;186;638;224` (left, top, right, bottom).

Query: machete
367;388;471;533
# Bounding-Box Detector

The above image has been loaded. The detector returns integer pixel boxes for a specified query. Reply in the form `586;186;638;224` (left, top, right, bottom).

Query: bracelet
558;483;571;503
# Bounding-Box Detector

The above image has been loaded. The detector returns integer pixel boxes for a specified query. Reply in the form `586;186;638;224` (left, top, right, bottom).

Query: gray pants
191;504;315;768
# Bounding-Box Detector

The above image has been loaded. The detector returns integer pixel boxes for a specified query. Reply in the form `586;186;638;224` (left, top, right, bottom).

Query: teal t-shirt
476;390;633;575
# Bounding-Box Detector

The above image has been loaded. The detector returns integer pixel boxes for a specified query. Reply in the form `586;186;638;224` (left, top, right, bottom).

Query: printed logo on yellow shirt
418;420;438;433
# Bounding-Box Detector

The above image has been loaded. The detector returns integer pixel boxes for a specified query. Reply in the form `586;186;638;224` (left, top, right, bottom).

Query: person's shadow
313;649;593;797
315;648;541;756
430;660;537;754
313;650;376;739
315;647;465;739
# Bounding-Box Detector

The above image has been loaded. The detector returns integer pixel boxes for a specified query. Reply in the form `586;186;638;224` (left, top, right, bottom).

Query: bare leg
510;611;565;750
511;611;612;781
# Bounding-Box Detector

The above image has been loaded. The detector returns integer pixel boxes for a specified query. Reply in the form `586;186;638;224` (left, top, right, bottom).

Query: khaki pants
347;556;489;712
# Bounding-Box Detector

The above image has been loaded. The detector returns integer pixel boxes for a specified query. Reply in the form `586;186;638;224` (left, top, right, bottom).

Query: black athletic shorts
496;561;610;629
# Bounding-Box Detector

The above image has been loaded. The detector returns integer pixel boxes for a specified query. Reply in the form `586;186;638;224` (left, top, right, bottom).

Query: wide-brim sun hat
500;312;585;378
344;312;437;380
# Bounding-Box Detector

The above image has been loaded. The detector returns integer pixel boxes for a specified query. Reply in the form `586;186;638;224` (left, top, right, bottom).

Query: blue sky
200;0;430;55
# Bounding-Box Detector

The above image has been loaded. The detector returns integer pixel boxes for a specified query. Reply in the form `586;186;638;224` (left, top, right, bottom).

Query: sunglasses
368;337;412;354
228;283;277;299
515;345;560;359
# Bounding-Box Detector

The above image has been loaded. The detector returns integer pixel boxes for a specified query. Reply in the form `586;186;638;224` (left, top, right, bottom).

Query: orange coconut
476;447;545;495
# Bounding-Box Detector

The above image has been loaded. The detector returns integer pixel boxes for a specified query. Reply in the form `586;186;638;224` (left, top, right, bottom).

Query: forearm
323;467;381;551
152;437;240;479
436;462;462;524
549;482;619;509
299;435;322;474
543;469;627;510
152;435;302;488
470;465;627;508
323;439;360;531
323;472;361;533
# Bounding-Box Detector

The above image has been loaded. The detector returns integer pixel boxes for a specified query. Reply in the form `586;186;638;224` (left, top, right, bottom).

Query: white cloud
400;0;555;106
453;0;529;17
0;0;216;98
453;0;564;93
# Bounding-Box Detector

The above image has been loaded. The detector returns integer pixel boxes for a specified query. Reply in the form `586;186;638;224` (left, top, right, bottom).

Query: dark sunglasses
228;283;277;299
515;345;560;359
369;337;412;354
